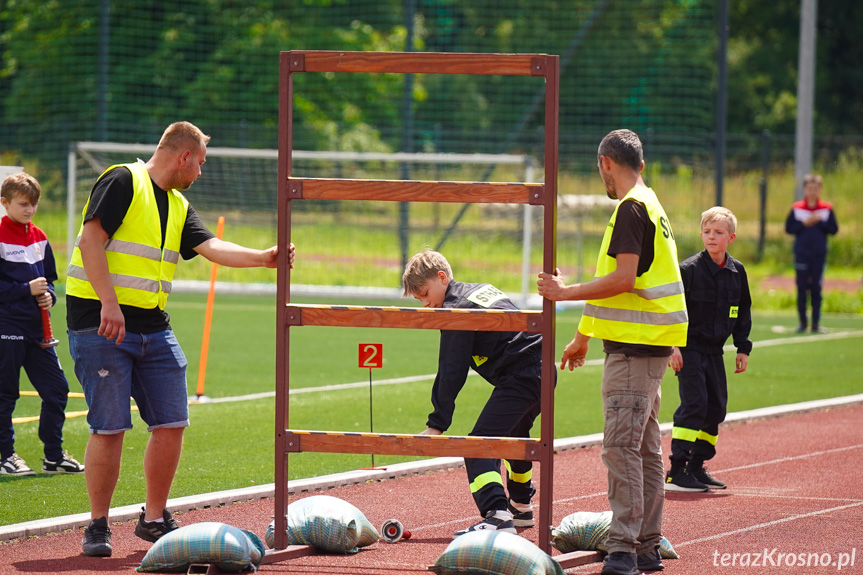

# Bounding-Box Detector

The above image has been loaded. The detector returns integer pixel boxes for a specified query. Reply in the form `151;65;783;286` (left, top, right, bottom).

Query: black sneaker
637;547;664;572
42;452;85;474
507;499;535;528
134;507;180;542
0;453;35;476
453;509;516;538
82;517;112;557
664;467;709;492
691;466;727;489
601;551;638;575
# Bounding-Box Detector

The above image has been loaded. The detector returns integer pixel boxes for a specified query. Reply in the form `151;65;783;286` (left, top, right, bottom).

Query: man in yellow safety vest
537;129;687;575
67;121;294;558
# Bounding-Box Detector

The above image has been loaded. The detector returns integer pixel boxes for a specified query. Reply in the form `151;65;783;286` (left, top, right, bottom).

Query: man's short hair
1;172;41;204
402;250;453;297
598;129;643;172
157;121;211;153
701;206;737;235
803;173;822;186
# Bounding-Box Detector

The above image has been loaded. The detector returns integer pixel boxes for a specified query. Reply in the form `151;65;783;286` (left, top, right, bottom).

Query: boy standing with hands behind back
0;172;83;476
665;207;752;492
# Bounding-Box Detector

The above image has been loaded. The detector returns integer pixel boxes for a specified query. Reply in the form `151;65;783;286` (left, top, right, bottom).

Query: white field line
675;500;863;547
204;330;863;404
564;499;863;573
719;443;863;473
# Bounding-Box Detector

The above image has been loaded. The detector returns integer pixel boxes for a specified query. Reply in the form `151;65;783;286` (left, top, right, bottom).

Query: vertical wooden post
538;54;559;553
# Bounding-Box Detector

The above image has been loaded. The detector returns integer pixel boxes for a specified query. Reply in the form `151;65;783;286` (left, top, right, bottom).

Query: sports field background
2;291;862;526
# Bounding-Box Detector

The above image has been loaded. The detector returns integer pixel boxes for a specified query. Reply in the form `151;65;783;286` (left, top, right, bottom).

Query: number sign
358;343;383;369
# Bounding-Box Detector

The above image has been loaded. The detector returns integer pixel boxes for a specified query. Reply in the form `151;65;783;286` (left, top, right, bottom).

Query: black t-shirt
66;166;215;333
601;198;672;358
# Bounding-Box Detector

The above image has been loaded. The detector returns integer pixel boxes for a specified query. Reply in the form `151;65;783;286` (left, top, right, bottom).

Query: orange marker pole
196;216;225;400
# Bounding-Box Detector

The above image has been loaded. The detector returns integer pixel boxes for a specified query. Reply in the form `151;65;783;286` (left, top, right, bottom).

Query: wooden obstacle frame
266;50;597;570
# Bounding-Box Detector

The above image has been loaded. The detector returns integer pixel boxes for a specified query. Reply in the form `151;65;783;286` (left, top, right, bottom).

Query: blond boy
403;250;549;537
665;207;752;492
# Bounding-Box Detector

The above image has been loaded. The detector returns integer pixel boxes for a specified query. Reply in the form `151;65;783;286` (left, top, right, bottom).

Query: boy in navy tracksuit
402;250;549;537
665;207;752;492
785;173;838;333
0;173;83;476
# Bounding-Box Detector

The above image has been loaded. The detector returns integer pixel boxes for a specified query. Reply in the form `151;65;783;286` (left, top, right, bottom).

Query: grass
31;157;863;295
1;291;862;526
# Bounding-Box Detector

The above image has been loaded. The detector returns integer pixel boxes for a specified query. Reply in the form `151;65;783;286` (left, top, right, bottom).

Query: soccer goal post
68;142;542;305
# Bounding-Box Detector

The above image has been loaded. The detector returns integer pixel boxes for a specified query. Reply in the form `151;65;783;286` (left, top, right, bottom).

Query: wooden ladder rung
283;430;544;461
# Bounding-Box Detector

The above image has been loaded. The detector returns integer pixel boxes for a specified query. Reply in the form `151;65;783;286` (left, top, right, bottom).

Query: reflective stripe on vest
66;162;188;309
578;186;688;346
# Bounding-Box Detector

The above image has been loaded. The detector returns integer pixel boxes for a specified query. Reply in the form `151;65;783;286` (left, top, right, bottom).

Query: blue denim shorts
68;328;190;434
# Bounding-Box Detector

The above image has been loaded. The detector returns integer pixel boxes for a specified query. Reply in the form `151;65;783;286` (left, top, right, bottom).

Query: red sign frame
358;343;383;369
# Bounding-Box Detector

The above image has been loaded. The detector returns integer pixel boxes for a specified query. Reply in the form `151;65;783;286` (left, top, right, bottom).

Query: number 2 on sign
359;343;383;369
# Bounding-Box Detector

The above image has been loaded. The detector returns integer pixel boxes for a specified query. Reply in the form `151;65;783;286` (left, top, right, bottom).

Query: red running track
1;402;861;574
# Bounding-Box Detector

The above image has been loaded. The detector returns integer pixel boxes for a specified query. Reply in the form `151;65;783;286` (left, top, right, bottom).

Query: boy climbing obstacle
402;249;552;537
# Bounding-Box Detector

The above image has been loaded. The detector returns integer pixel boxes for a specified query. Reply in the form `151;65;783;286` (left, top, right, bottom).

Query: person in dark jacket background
785;173;838;333
0;172;84;476
402;249;548;538
666;207;752;493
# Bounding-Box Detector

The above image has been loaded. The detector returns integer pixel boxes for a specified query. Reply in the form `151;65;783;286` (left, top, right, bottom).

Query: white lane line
718;444;863;473
675;500;863;547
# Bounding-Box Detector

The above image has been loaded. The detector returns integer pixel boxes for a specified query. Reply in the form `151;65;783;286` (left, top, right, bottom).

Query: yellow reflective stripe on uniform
671;426;699;442
67;264;162;293
469;470;503;493
697;430;718;445
163;249;180;265
632;281;685;300
583;303;690;326
105;238;162;260
504;460;532;483
77;235;181;265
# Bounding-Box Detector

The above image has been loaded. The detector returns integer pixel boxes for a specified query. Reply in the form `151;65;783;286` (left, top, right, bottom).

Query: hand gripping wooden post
269;51;592;570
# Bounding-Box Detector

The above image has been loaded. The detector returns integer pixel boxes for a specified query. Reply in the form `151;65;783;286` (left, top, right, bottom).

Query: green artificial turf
1;293;861;526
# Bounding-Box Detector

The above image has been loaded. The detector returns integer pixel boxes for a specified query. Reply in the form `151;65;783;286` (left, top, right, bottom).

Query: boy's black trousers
465;361;548;516
670;348;728;469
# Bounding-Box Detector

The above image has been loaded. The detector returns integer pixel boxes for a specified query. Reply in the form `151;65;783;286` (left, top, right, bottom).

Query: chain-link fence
2;0;861;285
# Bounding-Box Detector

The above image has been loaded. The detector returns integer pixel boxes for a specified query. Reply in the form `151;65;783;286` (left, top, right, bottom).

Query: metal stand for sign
264;50;597;570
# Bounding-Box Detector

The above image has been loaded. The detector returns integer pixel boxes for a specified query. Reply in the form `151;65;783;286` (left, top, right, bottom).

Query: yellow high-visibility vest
578;186;688;346
67;162;189;310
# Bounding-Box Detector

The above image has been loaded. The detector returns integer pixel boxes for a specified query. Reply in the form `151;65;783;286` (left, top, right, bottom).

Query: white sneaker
507;499;535;527
0;453;35;476
454;509;516;538
42;452;85;474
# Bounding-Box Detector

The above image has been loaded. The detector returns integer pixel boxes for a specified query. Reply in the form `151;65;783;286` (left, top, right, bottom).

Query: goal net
68;143;549;305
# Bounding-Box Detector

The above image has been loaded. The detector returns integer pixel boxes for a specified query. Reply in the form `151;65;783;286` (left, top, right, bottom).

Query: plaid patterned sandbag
137;522;265;572
551;511;612;553
430;530;566;575
551;511;679;559
265;495;379;554
658;536;679;559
